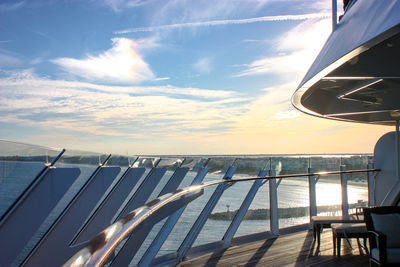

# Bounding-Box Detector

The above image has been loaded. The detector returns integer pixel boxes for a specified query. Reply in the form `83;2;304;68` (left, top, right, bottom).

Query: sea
0;154;370;265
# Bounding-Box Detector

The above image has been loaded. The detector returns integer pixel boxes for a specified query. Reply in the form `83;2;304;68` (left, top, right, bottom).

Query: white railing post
332;0;337;31
367;162;375;206
269;169;279;236
340;165;349;216
308;168;317;222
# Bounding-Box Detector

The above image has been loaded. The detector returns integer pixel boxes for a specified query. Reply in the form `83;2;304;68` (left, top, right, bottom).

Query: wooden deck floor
178;229;369;267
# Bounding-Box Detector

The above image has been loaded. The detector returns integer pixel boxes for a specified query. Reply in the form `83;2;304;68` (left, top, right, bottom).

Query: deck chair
364;206;400;266
311;208;364;248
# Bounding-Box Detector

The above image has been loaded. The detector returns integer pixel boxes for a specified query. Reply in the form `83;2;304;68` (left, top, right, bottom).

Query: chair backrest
363;206;400;249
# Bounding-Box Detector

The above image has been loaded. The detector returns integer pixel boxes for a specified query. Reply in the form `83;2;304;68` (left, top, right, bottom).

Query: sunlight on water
316;183;342;206
316;182;367;206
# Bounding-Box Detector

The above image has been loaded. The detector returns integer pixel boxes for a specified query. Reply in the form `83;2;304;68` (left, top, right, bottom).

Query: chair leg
363;237;369;255
333;232;337;256
316;225;321;248
337;237;341;257
313;224;316;240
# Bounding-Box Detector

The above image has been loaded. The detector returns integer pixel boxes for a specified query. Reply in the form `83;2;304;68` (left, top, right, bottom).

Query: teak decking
178;228;369;266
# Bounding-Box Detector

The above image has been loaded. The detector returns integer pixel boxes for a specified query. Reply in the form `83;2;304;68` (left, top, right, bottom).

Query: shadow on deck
178;229;369;266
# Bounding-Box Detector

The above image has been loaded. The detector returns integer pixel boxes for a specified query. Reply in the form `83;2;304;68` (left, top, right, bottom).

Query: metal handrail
63;168;379;267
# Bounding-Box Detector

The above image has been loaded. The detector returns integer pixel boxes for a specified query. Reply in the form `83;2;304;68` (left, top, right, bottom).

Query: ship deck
178;228;369;266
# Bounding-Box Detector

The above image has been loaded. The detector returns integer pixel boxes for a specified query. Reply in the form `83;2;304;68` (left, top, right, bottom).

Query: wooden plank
179;229;368;267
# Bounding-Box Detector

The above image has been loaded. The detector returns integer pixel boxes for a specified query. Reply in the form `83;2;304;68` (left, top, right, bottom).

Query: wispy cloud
94;0;150;13
193;57;212;74
115;12;330;34
0;52;21;67
235;18;331;78
0;69;390;154
154;77;170;81
0;69;235;99
0;1;25;12
0;70;248;141
52;38;155;84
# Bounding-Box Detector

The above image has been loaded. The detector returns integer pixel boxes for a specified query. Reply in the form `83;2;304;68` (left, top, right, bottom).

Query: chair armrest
368;230;387;264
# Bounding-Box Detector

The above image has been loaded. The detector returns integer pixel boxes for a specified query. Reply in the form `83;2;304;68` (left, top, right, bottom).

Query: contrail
115;12;330;34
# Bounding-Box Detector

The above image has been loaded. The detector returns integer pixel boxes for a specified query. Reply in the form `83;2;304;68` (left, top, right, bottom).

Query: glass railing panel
128;217;169;266
204;157;236;178
234;180;270;237
152;161;234;258
315;173;342;216
310;155;341;172
278;177;310;227
310;156;343;216
181;157;208;172
193;180;251;247
269;156;310;228
186;157;239;249
155;183;220;258
132;157;160;168
234;157;269;176
0;140;62;219
342;155;370;211
134;157;185;205
341;154;369;171
55;150;108;167
0;140;61;163
146;157;185;201
347;179;369;214
177;157;208;188
157;157;185;170
106;154;136;167
128;157;210;263
270;156;310;175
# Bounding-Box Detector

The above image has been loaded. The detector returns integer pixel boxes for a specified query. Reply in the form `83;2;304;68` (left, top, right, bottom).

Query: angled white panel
115;167;167;220
23;167;120;267
139;167;209;267
72;167;146;245
0;167;80;267
109;167;189;266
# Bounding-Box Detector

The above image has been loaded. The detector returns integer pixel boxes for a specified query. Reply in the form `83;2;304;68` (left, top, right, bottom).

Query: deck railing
0;140;377;267
64;169;378;267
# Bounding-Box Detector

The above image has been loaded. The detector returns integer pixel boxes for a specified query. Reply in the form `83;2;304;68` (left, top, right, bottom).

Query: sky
0;0;391;155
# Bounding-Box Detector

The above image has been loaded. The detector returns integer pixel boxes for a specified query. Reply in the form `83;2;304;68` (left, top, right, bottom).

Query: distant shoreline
209;202;366;221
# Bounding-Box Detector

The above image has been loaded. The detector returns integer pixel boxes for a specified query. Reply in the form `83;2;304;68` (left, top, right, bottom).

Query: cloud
0;70;248;141
235;18;331;78
52;38;155;84
193;57;212;74
0;69;236;98
154;77;170;81
115;12;330;34
94;0;150;12
0;1;25;12
0;69;390;155
0;52;21;67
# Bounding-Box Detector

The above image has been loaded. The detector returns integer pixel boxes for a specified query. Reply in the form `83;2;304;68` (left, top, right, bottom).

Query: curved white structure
292;0;400;125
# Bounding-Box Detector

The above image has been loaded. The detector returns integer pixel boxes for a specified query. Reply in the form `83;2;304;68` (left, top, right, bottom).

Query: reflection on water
317;181;367;206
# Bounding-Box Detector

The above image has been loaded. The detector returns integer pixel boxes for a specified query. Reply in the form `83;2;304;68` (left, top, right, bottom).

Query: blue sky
0;0;390;154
